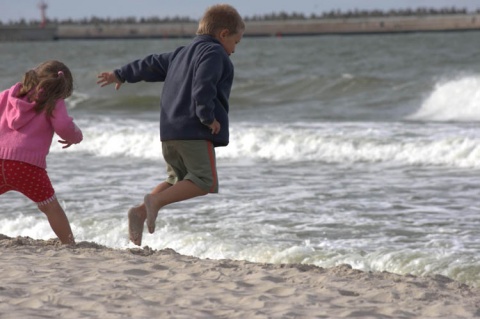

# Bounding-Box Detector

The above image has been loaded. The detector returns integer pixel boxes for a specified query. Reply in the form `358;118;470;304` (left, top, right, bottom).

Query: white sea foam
52;118;480;168
409;75;480;122
51;117;161;159
223;123;480;168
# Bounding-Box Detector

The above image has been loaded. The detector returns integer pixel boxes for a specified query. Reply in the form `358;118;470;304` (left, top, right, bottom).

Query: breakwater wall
56;14;480;39
250;14;480;36
2;14;480;41
0;26;56;41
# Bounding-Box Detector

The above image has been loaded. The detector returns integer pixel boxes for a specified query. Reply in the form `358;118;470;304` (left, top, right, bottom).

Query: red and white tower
38;1;48;28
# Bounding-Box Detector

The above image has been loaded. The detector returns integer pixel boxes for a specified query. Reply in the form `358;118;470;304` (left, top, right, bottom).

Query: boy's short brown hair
196;4;245;36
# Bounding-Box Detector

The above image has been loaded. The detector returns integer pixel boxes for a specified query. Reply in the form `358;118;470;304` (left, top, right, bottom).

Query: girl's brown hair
196;4;245;37
17;60;73;116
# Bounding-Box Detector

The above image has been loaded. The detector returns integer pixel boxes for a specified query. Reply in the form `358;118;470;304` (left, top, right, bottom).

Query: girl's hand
97;72;123;90
58;140;73;149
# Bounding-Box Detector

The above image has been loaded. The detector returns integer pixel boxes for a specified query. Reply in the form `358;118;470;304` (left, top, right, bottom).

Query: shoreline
1;14;480;41
1;234;479;318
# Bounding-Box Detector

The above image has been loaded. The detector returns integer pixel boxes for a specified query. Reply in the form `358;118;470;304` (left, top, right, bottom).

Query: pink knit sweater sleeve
50;99;83;144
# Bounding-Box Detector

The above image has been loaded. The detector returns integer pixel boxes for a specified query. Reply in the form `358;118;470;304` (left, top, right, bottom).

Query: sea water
1;32;480;287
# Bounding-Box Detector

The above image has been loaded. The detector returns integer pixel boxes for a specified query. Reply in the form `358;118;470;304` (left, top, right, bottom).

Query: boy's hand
208;119;221;134
97;72;123;90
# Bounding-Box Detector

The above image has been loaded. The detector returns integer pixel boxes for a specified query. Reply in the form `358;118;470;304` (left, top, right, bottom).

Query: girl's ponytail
17;60;74;116
18;70;39;99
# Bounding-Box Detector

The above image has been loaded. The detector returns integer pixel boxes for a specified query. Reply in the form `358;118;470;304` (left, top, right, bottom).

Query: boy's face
218;29;244;56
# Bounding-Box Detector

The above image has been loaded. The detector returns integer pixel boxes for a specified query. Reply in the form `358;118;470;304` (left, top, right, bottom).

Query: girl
0;60;83;245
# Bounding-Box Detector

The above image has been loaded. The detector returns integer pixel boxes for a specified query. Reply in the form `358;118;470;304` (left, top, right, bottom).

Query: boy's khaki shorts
162;140;218;193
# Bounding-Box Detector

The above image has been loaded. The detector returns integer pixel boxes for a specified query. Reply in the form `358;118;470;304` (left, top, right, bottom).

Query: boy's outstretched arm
97;72;123;90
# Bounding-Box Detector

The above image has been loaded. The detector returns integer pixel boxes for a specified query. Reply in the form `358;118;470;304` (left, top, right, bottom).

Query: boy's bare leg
128;182;172;245
145;180;207;234
38;199;75;245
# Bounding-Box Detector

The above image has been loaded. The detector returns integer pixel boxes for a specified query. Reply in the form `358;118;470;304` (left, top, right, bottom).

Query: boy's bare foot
128;207;144;246
144;194;158;234
65;234;76;246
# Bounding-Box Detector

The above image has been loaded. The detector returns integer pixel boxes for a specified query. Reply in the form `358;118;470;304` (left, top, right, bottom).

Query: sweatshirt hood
5;83;38;130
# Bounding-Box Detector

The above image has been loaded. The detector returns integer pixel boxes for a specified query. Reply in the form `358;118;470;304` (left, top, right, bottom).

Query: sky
0;0;479;23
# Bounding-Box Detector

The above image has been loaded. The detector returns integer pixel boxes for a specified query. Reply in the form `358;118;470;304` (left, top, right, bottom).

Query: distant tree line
1;7;479;26
0;15;196;26
316;7;475;19
248;7;478;21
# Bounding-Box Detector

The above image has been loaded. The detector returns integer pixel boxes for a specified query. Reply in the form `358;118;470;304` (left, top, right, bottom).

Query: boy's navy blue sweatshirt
114;35;234;147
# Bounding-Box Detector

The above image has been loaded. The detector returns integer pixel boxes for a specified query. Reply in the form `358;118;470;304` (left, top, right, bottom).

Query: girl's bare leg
38;198;75;245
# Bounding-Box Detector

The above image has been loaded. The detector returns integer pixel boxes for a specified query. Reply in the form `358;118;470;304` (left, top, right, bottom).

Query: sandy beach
0;235;478;318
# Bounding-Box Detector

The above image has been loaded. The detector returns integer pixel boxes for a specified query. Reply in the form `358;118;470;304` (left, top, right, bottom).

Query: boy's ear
219;29;230;39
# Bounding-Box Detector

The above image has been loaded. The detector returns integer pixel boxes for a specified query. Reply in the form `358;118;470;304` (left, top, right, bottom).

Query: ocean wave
52;119;480;168
223;123;480;168
408;75;480;122
69;94;161;111
231;73;399;105
68;72;404;114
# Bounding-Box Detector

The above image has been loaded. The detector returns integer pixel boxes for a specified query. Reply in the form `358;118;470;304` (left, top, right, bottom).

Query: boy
97;4;245;246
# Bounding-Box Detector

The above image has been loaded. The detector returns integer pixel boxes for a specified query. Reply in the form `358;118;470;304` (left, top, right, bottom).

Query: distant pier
0;26;56;41
1;14;480;41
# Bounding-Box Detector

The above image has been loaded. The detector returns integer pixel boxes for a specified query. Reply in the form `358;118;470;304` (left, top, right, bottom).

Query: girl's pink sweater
0;83;83;169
